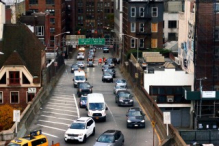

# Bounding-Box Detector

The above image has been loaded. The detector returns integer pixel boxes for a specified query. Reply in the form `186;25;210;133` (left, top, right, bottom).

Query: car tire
78;94;81;97
126;124;129;128
79;103;82;108
91;128;95;136
111;80;113;83
103;117;106;122
115;98;117;103
83;135;87;143
64;138;68;143
74;85;76;88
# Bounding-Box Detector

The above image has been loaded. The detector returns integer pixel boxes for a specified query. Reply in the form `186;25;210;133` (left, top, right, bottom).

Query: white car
64;117;95;143
79;47;85;52
113;85;127;94
77;53;85;60
115;79;127;88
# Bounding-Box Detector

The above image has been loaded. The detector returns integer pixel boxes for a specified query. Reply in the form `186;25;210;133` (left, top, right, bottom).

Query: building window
140;39;144;48
215;3;219;12
11;92;19;104
215;28;219;40
46;0;54;4
168;33;177;41
131;38;135;48
27;93;35;103
131;23;136;32
9;71;20;85
35;26;44;36
168;21;177;28
50;18;55;24
29;0;38;4
151;39;157;48
139;23;144;32
151;23;158;32
46;9;55;15
0;92;3;104
50;27;55;33
139;7;144;17
131;7;136;17
151;7;158;17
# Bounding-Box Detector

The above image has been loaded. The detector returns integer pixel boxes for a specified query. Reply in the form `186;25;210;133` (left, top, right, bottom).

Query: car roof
103;130;120;135
117;90;130;94
75;117;91;123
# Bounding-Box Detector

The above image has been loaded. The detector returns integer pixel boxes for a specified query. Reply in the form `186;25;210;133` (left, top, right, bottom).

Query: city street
28;48;158;146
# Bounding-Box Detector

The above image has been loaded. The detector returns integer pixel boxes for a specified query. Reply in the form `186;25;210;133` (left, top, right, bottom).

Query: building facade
25;0;67;51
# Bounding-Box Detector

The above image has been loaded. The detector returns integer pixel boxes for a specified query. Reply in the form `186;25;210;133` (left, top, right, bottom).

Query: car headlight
127;120;131;123
119;100;123;102
78;133;84;136
141;120;145;123
130;100;133;102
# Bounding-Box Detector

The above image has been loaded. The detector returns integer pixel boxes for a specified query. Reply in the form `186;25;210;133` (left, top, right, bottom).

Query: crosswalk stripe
45;105;77;110
38;120;70;126
40;115;74;121
44;107;78;113
47;102;76;106
37;124;66;132
42;111;78;117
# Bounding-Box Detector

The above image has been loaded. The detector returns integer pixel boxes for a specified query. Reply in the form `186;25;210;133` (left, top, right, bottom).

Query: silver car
93;130;124;146
76;61;85;68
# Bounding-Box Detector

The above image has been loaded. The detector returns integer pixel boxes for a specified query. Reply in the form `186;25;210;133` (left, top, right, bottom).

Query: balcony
136;15;152;21
8;78;21;86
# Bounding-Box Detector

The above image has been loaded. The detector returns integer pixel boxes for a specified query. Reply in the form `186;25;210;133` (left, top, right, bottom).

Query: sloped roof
0;24;45;78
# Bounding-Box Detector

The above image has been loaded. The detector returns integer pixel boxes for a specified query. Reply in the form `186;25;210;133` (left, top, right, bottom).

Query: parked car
103;68;116;78
93;130;124;146
77;82;93;97
115;90;134;106
87;61;94;67
102;72;113;83
76;61;85;68
77;52;85;60
79;95;87;108
64;117;95;143
126;107;145;128
115;79;127;88
71;64;79;73
113;85;127;94
103;47;109;53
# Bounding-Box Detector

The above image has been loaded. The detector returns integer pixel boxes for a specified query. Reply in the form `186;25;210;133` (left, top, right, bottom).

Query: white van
86;93;108;121
73;70;86;88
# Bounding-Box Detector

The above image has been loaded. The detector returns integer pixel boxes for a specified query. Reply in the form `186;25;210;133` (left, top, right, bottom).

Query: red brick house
0;24;46;110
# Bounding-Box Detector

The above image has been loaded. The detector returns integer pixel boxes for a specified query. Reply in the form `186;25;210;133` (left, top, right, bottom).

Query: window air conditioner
167;95;174;103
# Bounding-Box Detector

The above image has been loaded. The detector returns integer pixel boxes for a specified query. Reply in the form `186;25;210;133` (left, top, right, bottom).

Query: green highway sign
78;38;105;45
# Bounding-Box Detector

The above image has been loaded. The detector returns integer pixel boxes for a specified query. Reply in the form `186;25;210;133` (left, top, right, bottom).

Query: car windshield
75;76;85;80
117;79;126;83
70;123;85;129
7;143;21;146
80;83;91;88
104;72;111;76
119;93;131;98
89;103;104;110
72;65;78;68
128;111;142;116
97;135;114;143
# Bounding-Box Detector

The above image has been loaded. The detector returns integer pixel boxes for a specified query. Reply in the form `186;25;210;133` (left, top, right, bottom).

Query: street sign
78;38;105;45
13;110;20;122
163;112;171;124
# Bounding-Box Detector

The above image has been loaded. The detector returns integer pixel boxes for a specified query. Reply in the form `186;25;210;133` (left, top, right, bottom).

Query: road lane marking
42;132;58;138
40;115;74;121
44;107;78;113
73;94;80;118
37;124;66;131
42;111;78;117
105;103;118;128
45;105;77;110
38;120;70;126
49;99;75;103
47;102;76;106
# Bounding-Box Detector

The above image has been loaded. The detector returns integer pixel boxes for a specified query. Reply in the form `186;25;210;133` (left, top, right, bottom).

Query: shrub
0;104;15;131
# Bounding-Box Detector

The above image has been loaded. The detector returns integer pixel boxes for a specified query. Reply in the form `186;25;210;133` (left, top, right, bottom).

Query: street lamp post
119;34;139;64
54;31;70;59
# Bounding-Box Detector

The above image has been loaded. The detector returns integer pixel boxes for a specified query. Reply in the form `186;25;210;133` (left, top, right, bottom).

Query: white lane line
73;94;80;118
45;105;77;110
38;120;69;126
40;115;73;121
47;102;75;106
37;124;66;131
44;107;78;113
42;111;78;117
42;132;58;138
106;103;118;128
50;99;75;103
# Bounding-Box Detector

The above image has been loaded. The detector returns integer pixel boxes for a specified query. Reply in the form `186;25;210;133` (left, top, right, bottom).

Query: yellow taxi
7;130;48;146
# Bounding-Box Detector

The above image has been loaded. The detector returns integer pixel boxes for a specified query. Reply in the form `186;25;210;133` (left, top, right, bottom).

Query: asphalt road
28;48;158;146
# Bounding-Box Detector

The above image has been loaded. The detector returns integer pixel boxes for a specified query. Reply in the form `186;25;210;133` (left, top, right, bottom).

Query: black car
102;72;113;83
103;47;109;53
103;68;116;78
115;91;134;106
71;64;79;73
79;95;87;108
93;130;124;146
126;107;145;128
77;82;93;97
87;61;94;67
